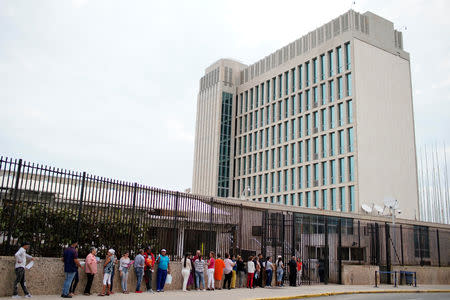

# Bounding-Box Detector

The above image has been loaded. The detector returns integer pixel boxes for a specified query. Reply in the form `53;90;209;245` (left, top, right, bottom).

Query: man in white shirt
13;242;34;298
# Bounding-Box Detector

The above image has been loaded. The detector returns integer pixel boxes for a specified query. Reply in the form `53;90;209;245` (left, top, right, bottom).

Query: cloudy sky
1;0;449;191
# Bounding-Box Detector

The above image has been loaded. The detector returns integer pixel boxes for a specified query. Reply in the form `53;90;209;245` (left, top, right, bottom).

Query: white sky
1;0;449;192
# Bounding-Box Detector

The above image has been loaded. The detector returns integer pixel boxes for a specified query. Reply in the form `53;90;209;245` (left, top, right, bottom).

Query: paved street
309;293;450;300
1;285;449;300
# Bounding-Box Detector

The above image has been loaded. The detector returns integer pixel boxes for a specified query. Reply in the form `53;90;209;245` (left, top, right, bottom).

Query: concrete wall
342;264;379;285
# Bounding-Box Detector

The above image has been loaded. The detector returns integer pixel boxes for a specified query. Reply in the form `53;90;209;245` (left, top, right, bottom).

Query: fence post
281;213;285;261
385;223;391;284
75;171;86;243
338;218;342;284
209;197;213;255
291;213;295;256
128;183;137;253
5;158;23;255
239;204;243;255
172;191;179;260
400;225;404;265
261;210;267;258
324;217;329;285
436;229;441;267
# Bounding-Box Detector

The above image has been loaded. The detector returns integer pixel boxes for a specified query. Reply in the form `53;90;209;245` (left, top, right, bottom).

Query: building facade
192;10;419;220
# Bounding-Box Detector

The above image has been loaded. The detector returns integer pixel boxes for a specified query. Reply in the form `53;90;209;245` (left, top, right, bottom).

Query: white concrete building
192;10;419;220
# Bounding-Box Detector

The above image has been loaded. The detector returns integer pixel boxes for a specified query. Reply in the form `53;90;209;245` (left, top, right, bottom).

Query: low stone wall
392;266;450;285
0;256;189;296
342;264;379;285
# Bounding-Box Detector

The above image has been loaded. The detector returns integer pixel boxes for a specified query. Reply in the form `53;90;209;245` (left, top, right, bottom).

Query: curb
251;289;450;300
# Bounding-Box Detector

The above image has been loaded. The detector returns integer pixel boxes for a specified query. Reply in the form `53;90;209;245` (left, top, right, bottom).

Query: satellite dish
384;197;398;209
361;203;372;214
374;205;384;214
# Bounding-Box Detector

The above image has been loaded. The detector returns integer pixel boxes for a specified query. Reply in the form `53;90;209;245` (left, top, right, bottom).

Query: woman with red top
206;252;215;290
214;254;225;290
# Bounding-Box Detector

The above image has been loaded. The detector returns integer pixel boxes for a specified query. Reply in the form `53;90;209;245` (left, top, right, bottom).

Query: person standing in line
143;246;155;293
258;254;266;288
98;249;115;296
230;255;237;289
181;253;192;292
296;258;302;285
192;250;201;290
108;251;117;295
222;253;235;290
12;242;33;299
276;256;284;287
288;256;297;287
83;247;98;296
246;256;255;289
69;246;79;297
236;256;245;288
62;241;82;299
193;254;206;291
156;249;170;292
134;249;145;293
206;251;215;290
119;251;131;294
214;253;225;290
265;257;273;288
253;256;261;288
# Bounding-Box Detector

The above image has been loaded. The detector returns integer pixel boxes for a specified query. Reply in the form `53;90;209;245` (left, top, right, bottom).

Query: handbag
165;274;172;284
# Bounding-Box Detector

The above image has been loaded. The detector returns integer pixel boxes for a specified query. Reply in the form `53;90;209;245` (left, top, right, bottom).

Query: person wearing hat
12;242;33;298
98;249;115;296
155;249;170;292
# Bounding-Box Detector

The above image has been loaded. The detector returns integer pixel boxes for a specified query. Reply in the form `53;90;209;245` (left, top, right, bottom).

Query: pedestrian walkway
2;285;449;300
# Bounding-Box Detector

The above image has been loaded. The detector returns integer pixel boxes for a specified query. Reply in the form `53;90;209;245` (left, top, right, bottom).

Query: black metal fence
1;156;449;284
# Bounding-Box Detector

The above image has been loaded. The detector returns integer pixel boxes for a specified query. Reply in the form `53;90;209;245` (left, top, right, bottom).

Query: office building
192;10;419;219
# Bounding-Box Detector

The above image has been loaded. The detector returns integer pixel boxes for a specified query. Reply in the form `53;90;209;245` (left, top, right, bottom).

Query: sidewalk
2;285;449;300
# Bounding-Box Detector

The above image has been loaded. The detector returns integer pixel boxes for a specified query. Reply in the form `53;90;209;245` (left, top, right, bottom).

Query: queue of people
12;242;305;298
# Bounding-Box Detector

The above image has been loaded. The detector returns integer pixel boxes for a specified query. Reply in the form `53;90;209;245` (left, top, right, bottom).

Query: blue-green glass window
298;65;303;90
291;68;296;92
264;173;268;193
322;189;328;210
272;103;276;122
256;86;259;108
243;135;247;152
331;159;336;184
331;188;336;210
292;95;296;115
339;130;344;154
250;89;254;109
298;93;303;113
349;185;355;212
321;109;326;131
329;80;335;102
249;113;253;130
237;158;240;176
347;100;353;123
285;121;289;142
306;114;310;135
313;58;318;84
265;129;269;147
306;90;310;110
271;148;275;169
278;146;282;167
345;43;351;70
277;171;281;192
313;111;318;130
306;139;311;161
305;62;310;87
314;137;319;157
259;175;262;194
284;169;288;191
284;194;288;205
284;145;288;166
278;75;282;98
272;78;276;100
261;83;264;104
299;166;303;189
285;71;289;95
299;116;303;138
243;156;246;175
314;163;319;184
306;165;311;187
285;98;289;118
339;157;345;183
349;156;354;181
292;119;296;139
259;152;263;171
328;50;334;77
291;143;296;164
337;46;342;73
245;91;248;112
267;80;270;102
321;84;326;105
338;103;344;126
346;73;352;96
321;134;327;158
255;112;258;129
253;176;256;195
299;192;303;206
320;54;325;80
338;77;343;99
322;161;327;185
278;101;282;121
314;190;319;207
265;150;269;171
291;193;295;206
239;117;243;134
240;93;243;114
267;106;270;125
278;124;282;144
306;191;311;207
330;132;336;156
313;86;318;105
340;186;345;212
330;106;336;129
348;127;354;152
299;141;303;163
271;172;275;193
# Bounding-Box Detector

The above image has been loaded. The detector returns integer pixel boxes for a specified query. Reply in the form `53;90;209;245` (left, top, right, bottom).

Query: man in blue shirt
61;242;82;298
156;249;171;292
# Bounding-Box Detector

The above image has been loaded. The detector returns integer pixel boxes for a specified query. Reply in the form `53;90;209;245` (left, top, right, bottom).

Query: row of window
238;43;351;115
236;100;353;155
236;184;355;212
